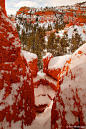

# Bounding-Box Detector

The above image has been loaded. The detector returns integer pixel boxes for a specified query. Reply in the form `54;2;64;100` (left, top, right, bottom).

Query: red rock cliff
0;0;7;16
0;1;35;128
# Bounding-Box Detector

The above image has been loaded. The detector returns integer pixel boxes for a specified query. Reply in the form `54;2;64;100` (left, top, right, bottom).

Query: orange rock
43;53;53;73
83;29;85;33
0;0;7;16
51;43;86;128
0;1;36;128
22;50;38;77
47;68;61;80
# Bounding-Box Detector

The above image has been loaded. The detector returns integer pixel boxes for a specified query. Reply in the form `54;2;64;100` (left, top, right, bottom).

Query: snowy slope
67;25;86;41
56;24;86;41
22;50;37;63
48;55;71;70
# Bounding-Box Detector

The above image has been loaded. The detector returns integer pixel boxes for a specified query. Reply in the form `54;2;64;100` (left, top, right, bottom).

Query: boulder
47;55;70;80
22;50;38;77
51;43;86;128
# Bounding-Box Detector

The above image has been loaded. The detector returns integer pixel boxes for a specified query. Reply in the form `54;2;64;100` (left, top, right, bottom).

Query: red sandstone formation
47;68;61;80
43;53;53;74
0;1;35;128
22;50;38;77
47;55;70;81
43;53;70;92
64;7;86;27
0;0;7;16
51;43;86;128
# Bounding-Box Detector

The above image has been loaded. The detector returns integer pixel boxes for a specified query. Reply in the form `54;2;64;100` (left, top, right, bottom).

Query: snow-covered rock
43;52;53;74
51;43;86;128
0;1;35;128
22;50;38;77
48;55;71;80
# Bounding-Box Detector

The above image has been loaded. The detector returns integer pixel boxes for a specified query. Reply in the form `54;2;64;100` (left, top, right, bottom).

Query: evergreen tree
71;33;82;53
55;36;61;56
55;22;59;32
36;27;45;49
47;32;58;56
27;32;35;52
47;24;52;31
16;24;20;37
33;24;37;33
59;32;69;55
35;34;43;69
27;26;45;69
20;29;27;49
34;27;45;69
24;21;29;32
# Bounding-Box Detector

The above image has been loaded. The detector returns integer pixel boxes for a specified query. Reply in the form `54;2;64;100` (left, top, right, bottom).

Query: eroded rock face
47;55;70;80
43;53;53;74
0;0;7;16
0;2;35;128
51;43;86;128
22;50;38;77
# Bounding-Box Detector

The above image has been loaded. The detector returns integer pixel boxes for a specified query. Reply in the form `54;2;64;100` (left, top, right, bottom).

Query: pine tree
24;21;29;32
34;27;45;69
20;29;27;49
55;22;59;32
16;24;20;37
36;27;45;49
71;33;82;53
27;27;45;69
27;32;35;52
55;36;61;56
59;32;69;55
47;24;52;31
47;32;58;56
35;34;43;69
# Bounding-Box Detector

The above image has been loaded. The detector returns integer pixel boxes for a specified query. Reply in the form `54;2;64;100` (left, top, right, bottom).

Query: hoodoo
0;0;35;128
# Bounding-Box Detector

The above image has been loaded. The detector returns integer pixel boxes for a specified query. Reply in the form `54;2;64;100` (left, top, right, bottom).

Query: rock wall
0;1;35;128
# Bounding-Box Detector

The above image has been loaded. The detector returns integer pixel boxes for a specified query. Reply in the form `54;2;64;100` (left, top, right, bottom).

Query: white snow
55;24;86;41
65;24;86;41
43;52;52;59
23;101;53;129
7;32;14;41
34;84;55;106
22;50;37;63
53;42;86;127
35;95;51;106
48;55;71;70
33;71;57;87
12;38;21;48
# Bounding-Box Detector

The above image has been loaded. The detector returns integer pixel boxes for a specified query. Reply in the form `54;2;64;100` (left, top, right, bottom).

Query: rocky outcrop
0;0;7;16
22;50;38;77
43;53;53;74
47;55;70;80
51;43;86;128
43;53;70;91
0;1;35;128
